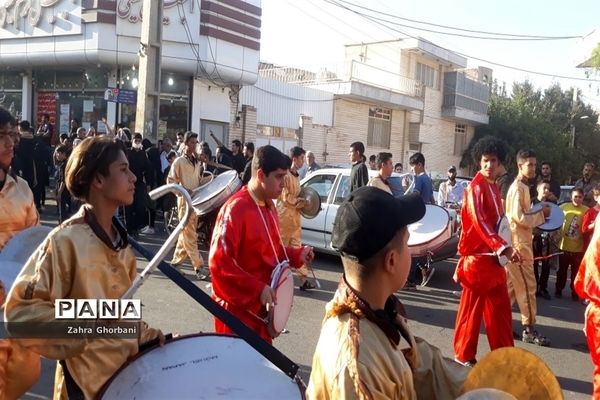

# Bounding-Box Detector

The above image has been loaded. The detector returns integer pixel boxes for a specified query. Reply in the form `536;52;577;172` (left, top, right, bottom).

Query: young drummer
575;212;600;398
5;136;164;399
0;106;41;400
505;150;550;346
307;187;468;399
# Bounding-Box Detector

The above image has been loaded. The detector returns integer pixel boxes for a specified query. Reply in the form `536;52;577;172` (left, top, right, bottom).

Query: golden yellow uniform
276;170;308;278
5;206;161;399
505;179;545;326
168;155;204;270
0;170;41;400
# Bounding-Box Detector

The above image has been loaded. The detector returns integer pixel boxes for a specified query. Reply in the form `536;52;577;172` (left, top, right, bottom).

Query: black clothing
350;161;369;193
241;157;253;185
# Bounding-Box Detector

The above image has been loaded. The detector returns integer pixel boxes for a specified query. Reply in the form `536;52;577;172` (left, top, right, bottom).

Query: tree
461;81;599;183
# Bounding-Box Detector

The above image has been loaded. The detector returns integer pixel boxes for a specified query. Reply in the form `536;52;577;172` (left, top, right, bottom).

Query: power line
330;0;582;40
324;0;600;83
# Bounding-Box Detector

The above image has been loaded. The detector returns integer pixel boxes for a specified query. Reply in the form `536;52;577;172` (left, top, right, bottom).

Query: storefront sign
104;88;137;105
36;92;57;131
0;0;82;39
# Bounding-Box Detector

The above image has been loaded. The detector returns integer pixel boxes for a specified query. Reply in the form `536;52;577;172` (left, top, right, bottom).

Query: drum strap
128;237;300;380
58;360;84;400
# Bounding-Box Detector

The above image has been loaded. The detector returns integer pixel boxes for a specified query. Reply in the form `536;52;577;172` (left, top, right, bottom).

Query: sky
260;0;600;107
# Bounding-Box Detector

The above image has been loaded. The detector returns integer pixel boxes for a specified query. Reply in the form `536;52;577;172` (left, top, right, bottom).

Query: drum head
0;226;52;290
269;265;294;338
408;205;451;256
531;202;564;232
99;334;303;399
497;216;511;245
192;171;240;215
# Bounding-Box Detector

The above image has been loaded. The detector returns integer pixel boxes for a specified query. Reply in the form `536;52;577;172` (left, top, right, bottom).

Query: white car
300;168;462;263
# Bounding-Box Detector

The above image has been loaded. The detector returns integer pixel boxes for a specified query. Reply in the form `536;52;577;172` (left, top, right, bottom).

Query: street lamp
570;115;590;148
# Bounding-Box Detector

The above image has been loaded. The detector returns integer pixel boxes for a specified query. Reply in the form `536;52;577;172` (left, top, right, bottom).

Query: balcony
259;61;425;111
442;72;490;125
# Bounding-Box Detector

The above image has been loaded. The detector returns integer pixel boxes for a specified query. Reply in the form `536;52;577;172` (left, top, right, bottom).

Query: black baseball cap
332;187;426;263
448;165;457;172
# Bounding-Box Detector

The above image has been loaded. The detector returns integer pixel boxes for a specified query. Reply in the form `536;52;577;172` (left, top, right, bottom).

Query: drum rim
407;204;451;248
531;202;564;231
268;264;294;338
192;170;239;207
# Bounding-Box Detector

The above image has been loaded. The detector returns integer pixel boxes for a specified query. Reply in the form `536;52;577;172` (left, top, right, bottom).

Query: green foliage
463;81;600;183
592;43;600;70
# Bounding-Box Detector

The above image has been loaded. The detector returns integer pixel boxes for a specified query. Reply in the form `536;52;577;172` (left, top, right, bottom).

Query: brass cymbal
299;186;321;219
462;347;563;400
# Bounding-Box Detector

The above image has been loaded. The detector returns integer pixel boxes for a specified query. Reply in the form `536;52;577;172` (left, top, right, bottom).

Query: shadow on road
557;376;593;396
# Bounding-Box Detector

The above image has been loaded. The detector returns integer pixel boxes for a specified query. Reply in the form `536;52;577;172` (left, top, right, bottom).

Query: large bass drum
98;333;305;399
0;226;52;294
192;170;241;216
408;204;452;257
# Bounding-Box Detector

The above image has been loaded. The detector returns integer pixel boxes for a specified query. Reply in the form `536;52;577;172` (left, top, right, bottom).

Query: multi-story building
0;0;260;145
234;38;490;177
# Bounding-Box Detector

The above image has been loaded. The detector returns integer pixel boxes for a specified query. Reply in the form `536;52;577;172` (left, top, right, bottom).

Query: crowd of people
2;101;600;398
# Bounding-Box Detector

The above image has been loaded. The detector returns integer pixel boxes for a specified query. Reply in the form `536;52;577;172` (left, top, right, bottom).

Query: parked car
300;168;458;263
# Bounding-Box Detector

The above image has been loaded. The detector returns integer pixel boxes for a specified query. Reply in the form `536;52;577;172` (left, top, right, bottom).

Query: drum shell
408;205;452;257
267;263;294;338
191;171;241;216
98;333;305;399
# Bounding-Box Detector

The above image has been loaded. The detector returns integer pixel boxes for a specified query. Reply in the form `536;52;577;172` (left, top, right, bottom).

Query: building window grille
454;123;467;156
367;107;391;148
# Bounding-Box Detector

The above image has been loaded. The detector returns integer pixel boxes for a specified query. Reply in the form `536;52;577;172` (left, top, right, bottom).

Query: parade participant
437;165;464;207
532;180;554;299
5;136;164;399
367;152;393;195
557;187;588;300
167;131;211;279
454;136;520;367
574;212;600;398
581;184;600;251
307;187;468;399
0;106;41;400
395;162;403;173
277;146;315;291
495;159;513;208
241;142;254;185
349;141;368;192
209;145;314;344
505;150;550;346
575;162;598;208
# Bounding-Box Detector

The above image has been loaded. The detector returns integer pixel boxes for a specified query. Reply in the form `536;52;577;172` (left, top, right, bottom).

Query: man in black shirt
241;142;254;185
349;141;369;193
539;161;561;203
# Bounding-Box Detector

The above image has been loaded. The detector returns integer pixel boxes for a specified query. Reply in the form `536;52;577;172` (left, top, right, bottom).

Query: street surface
22;209;593;399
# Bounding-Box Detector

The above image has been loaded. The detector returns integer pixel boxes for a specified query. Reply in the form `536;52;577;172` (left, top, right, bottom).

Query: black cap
448;165;457;172
332;187;426;262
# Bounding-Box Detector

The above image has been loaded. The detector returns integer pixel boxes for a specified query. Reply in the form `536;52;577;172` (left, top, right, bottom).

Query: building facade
0;0;260;145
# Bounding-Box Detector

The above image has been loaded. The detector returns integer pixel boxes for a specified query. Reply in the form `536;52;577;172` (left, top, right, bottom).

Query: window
334;176;350;205
303;174;337;203
454;123;467;156
416;62;436;88
368;107;391;148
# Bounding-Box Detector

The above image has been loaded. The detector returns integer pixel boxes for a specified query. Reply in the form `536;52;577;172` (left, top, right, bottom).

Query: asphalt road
22;209;594;399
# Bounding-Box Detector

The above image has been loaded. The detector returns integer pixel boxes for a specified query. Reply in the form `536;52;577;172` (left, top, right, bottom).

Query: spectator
394;162;403;173
367;152;393;195
15;120;35;190
575;162;598;207
241;142;254;185
349;142;369;192
368;154;377;170
407;152;434;204
437;165;463;207
539;161;560;202
126;133;153;236
35;113;54;146
54;144;72;223
305;150;320;177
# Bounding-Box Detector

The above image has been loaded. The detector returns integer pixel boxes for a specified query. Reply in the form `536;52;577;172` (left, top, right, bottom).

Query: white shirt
159;151;170;173
437;180;464;206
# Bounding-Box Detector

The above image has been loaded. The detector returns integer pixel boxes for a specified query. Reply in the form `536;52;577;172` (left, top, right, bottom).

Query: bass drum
408;204;452;257
0;226;52;294
192;170;241;217
98;333;305;400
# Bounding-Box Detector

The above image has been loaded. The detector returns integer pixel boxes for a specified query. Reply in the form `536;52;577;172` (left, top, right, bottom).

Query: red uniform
454;172;514;362
209;186;303;344
582;207;599;251
574;214;600;398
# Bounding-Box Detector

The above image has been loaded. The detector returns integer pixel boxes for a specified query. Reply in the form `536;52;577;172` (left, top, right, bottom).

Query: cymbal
462;347;563;400
299;186;321;219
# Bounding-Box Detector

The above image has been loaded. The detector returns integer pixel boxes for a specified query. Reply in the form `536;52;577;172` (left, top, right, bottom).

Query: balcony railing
443;71;489;114
259;60;424;98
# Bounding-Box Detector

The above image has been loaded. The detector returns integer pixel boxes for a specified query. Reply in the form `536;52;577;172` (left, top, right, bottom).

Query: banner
104;88;137;105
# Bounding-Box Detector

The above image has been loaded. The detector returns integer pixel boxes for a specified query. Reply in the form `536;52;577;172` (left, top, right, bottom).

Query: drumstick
308;263;321;289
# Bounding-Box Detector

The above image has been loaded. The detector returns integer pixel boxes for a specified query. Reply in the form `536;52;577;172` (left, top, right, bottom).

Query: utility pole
135;0;163;142
570;88;577;148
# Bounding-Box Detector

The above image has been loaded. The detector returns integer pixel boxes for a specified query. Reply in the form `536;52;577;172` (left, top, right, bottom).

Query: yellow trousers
0;339;41;400
172;199;204;270
281;236;308;278
507;261;538;326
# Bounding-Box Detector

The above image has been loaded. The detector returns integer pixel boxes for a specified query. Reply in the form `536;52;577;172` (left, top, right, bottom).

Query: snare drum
496;216;511;266
408;204;452;257
192;170;241;216
530;202;564;232
267;261;294;338
98;333;305;399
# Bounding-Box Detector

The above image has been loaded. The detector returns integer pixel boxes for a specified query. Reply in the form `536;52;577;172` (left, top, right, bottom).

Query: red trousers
213;300;273;345
454;282;514;362
585;303;600;399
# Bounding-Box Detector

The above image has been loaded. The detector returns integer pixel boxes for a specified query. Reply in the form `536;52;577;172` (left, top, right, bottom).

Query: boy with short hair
307;187;467;399
505;149;549;346
557;187;589;300
5;136;164;399
349;141;368;192
54;144;72;223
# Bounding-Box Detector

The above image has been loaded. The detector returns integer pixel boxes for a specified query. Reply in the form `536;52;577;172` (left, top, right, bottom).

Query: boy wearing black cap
437;165;464;207
307;187;467;399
